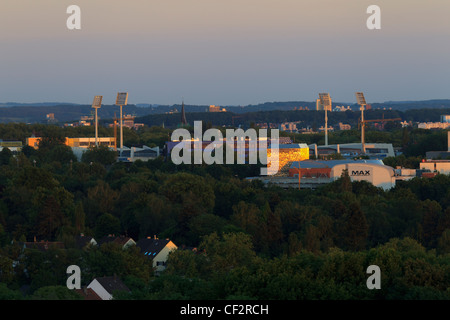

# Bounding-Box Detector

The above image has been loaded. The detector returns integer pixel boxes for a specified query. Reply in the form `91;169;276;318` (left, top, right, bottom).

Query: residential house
98;234;136;249
136;236;178;273
75;287;102;300
14;239;65;281
75;233;97;250
87;276;130;300
20;239;65;252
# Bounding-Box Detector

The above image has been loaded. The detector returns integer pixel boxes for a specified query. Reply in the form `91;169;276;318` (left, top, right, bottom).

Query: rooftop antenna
115;92;128;151
318;93;331;146
91;95;103;147
355;92;367;154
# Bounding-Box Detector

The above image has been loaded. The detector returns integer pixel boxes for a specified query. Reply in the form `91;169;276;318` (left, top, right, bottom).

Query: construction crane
358;114;402;128
355;92;401;154
358;115;402;151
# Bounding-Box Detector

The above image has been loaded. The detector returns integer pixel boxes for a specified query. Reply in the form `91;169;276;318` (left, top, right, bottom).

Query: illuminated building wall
167;140;309;171
268;144;309;172
27;137;116;149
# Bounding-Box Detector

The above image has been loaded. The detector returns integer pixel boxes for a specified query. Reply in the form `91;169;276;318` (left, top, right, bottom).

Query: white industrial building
330;161;396;190
118;145;160;162
250;159;417;190
290;159;399;190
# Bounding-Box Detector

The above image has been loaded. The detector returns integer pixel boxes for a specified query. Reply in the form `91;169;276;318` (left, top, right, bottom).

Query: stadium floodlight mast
318;93;331;146
115;92;129;150
355;92;367;154
91;95;103;147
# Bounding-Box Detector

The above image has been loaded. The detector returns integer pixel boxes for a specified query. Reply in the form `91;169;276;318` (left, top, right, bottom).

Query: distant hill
137;107;450;129
371;99;450;111
0;102;75;108
0;104;156;124
0;99;449;124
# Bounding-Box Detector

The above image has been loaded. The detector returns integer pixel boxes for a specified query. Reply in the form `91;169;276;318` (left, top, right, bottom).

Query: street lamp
319;93;331;146
115;92;128;151
92;95;103;147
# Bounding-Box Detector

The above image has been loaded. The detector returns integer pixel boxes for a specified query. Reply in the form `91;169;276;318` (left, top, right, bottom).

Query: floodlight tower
115;92;129;151
91;95;103;147
355;92;367;154
318;93;331;146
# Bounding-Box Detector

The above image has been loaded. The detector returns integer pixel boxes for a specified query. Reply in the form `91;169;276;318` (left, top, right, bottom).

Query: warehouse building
27;136;116;149
288;159;396;190
308;143;395;159
419;160;450;175
0;140;23;153
248;158;419;190
118;145;160;162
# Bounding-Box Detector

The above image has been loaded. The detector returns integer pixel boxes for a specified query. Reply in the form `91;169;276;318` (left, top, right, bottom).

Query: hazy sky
1;0;449;106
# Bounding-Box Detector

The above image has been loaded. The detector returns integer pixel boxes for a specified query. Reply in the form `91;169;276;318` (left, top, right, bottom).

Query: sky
0;0;449;106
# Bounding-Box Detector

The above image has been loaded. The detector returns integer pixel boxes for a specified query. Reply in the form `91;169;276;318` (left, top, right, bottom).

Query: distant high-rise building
209;105;227;112
46;113;57;123
440;115;450;123
123;114;135;128
338;123;351;130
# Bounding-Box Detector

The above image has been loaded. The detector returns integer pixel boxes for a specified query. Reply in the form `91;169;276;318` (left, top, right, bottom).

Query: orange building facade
26;137;116;149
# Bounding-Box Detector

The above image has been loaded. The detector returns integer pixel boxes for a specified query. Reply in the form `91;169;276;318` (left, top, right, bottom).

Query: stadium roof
290;159;384;169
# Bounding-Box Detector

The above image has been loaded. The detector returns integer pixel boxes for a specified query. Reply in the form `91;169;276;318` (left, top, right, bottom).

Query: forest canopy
0;123;448;300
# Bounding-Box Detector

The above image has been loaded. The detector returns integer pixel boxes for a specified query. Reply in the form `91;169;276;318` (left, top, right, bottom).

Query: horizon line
2;98;450;107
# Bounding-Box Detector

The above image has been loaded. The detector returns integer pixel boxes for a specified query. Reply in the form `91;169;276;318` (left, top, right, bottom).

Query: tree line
136;108;450;129
0;123;448;299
